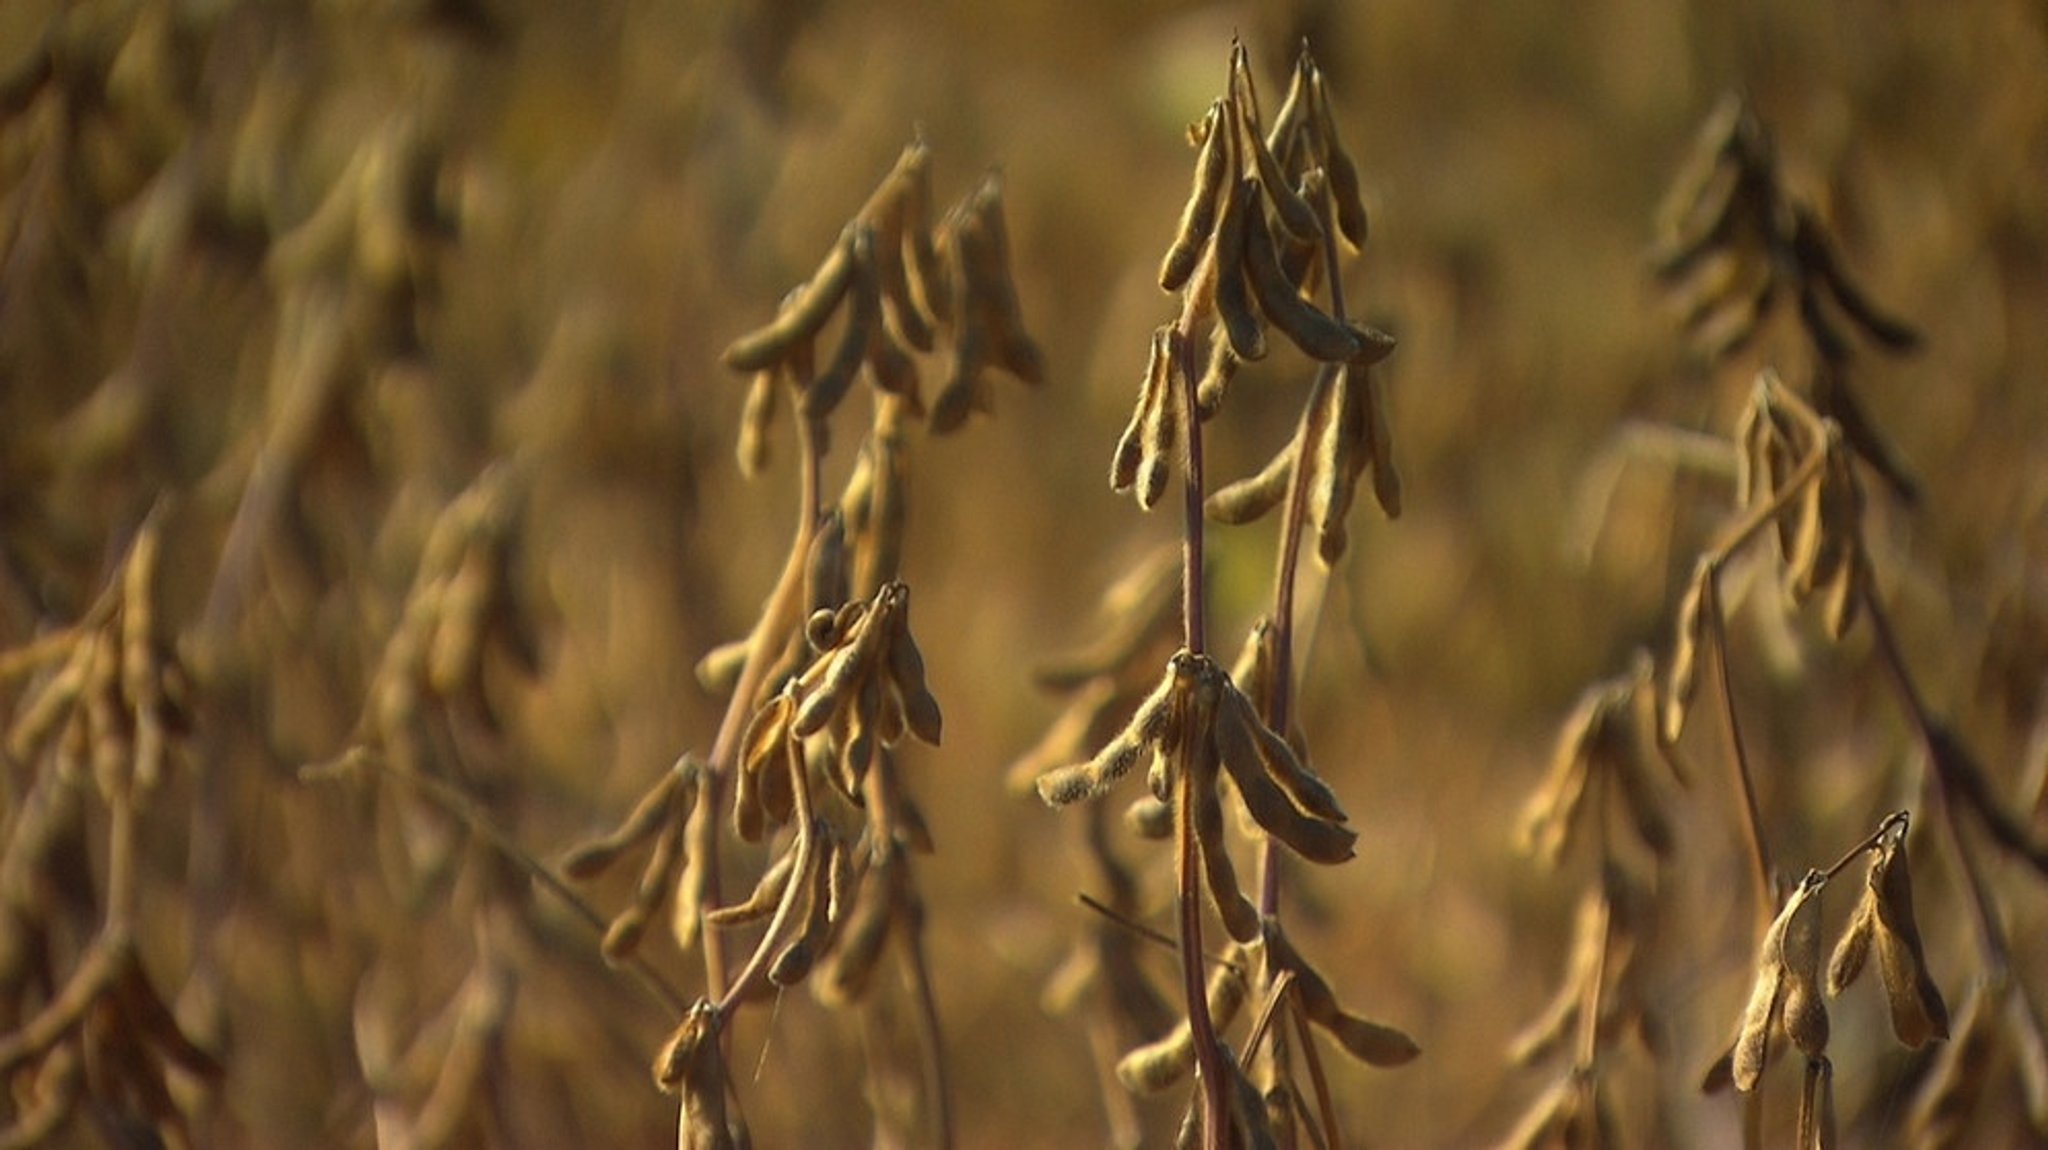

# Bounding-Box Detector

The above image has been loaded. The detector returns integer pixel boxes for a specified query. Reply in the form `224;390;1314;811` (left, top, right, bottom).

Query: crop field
3;1;2046;1147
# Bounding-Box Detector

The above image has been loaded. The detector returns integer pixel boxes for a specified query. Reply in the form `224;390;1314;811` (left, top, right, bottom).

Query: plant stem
1171;320;1228;1148
1861;581;2016;976
1702;569;1777;935
1177;761;1230;1150
692;411;825;1001
1258;364;1340;917
901;915;954;1150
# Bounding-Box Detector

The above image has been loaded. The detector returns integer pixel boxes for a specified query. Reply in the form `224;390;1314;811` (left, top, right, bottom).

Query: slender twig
1818;809;1908;882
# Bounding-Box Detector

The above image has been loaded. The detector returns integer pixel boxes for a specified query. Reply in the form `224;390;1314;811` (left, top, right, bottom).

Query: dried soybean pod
802;230;880;421
1868;827;1949;1047
1244;203;1358;362
898;140;950;325
1271;929;1421;1065
882;584;943;744
1359;364;1403;518
1193;323;1240;419
1244;100;1323;247
705;850;798;927
1191;742;1263;943
1135;330;1182;510
722;228;856;372
870;185;935;352
1161;101;1230;293
1207;437;1300;525
1278;169;1328;291
1221;682;1346;823
562;761;693;878
1214;698;1355;863
736;368;778;477
864;320;923;413
1661;560;1713;745
805;510;849;617
1781;879;1830;1060
1113;328;1172;493
1265;47;1314;165
1035;665;1176;805
1116;958;1250;1092
1213;178;1267;361
1312;67;1370;250
819;855;901;1004
770;834;838;986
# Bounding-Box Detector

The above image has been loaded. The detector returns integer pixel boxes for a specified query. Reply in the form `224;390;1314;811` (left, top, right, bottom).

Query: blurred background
3;0;2045;1145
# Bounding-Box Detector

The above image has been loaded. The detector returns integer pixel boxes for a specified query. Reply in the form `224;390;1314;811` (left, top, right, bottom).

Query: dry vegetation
4;1;2048;1147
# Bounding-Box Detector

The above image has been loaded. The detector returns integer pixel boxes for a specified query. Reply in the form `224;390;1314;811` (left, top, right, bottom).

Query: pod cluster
1035;649;1355;945
1654;93;1922;502
721;141;1042;472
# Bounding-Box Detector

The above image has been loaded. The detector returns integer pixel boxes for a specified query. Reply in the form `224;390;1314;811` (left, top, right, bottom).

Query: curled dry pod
818;850;906;1005
802;228;880;421
561;759;697;879
659;1003;749;1149
1035;664;1176;806
1212;177;1268;361
1358;363;1403;518
1311;66;1370;250
869;177;935;353
1193;311;1241;420
736;367;779;477
1270;927;1421;1066
881;583;943;744
1111;328;1171;494
1661;559;1714;746
1160;100;1230;293
1519;677;1610;867
1218;679;1345;823
695;637;750;696
769;832;839;987
1191;736;1264;943
794;602;888;738
1116;957;1250;1093
958;176;1045;386
1125;794;1174;839
1242;94;1322;246
898;140;950;325
1135;339;1183;512
1213;695;1355;863
1207;436;1299;525
1651;93;1746;274
722;228;856;372
1311;372;1360;563
1734;871;1828;1090
1242;195;1358;362
705;850;797;928
1265;48;1314;165
806;510;849;617
1830;819;1950;1048
1792;207;1922;354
